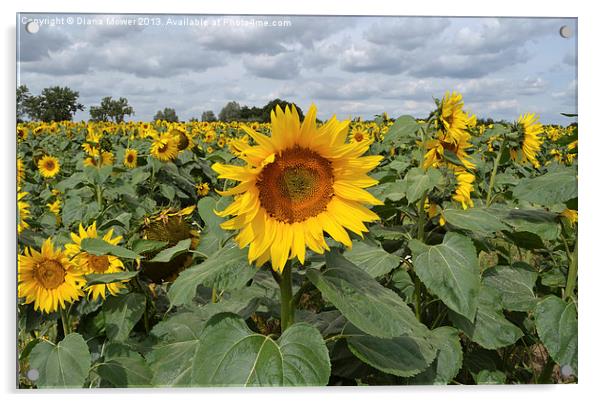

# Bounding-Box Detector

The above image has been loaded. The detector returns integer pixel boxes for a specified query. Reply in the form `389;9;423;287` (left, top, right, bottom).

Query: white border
3;1;600;401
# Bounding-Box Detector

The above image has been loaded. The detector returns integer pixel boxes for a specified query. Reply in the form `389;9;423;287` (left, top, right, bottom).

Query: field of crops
16;92;578;387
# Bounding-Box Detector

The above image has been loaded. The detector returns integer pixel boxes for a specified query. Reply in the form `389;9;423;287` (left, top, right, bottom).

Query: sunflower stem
486;139;505;207
564;235;578;301
417;191;428;242
95;184;103;211
278;263;295;333
59;306;70;336
211;287;218;303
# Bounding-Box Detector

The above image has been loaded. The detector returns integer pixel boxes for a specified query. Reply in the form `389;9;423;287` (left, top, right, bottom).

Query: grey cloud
338;42;408;75
243;53;300;80
18;26;72;62
365;18;450;50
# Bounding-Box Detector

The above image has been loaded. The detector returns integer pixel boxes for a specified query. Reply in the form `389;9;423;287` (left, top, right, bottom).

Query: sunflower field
16;92;578;388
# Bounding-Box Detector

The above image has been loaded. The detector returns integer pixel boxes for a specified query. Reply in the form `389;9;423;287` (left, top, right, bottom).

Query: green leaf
483;263;538;311
410;327;463;385
535;296;578;374
391;268;415;301
190;313;330;386
405;167;442;203
382;115;420;146
102;293;146;342
498;208;560;241
197;196;227;240
442;208;509;235
150;238;191;262
131;239;169;254
306;252;428;339
29;333;91;388
97;343;152;387
345;325;437;378
85;271;138;285
168;242;257;307
409;232;480;321
449;285;523;350
343;240;400;278
160;184;176;201
513;168;577;205
80;237;141;260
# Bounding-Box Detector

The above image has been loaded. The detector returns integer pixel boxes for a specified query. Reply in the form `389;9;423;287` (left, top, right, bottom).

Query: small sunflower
560;208;578;226
38;155;60;178
196;182;210;197
213;104;383;272
517;113;543;168
349;126;372;144
18;191;30;234
47;198;61;216
65;222;128;301
151;134;179;162
124;148;138;168
18;238;85;313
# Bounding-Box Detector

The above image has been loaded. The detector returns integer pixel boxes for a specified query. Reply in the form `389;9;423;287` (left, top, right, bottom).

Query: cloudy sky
17;14;577;124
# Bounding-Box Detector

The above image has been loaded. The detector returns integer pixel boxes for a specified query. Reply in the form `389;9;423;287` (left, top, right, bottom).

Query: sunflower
18;191;30;234
206;146;214;154
422;134;476;170
560;208;578;226
124;148;138;168
17;158;25;187
517;113;543;168
82;142;100;157
196;182;210;197
65;222;128;301
18;238;85;313
348;126;372;144
151;133;179;162
38;155;60;178
451;168;475;210
212;104;383;272
437;91;477;144
170;128;194;151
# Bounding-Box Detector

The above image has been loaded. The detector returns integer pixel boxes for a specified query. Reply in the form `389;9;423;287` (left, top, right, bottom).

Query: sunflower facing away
517;113;544;168
38;155;60;178
17;191;30;234
212;104;383;272
18;238;85;313
65;222;128;301
437;91;477;144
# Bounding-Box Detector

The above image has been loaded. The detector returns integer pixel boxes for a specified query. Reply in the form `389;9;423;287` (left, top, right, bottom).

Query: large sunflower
65;222;128;301
38;155;60;178
18;238;85;313
517;113;543;168
212;104;383;272
438;91;476;144
151;133;179;162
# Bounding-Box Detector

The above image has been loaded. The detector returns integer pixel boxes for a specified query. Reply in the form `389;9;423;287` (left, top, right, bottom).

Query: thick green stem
564;236;578;301
486;140;505;207
278;263;295;333
413;274;422;321
59;306;70;336
95;184;103;211
211;287;218;304
417;191;428;242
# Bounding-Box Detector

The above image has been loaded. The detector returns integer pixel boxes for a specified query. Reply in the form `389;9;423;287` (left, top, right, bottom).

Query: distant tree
189;117;199;122
23;86;85;122
17;85;31;122
89;96;134;123
153;107;179;122
201;110;217;122
261;99;304;122
239;106;263;121
218;101;242;122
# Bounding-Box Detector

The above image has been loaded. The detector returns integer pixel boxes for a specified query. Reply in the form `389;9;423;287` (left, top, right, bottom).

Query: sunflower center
158;143;169;153
45;161;55;170
88;254;110;273
354;132;365;142
127;153;135;163
176;133;189;150
34;259;66;289
257;147;334;223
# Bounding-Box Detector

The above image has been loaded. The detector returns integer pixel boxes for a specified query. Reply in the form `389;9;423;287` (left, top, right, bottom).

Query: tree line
16;85;303;124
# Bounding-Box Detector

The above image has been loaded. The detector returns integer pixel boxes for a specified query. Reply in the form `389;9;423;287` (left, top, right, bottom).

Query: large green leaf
168;242;258;307
28;333;91;388
343;240;400;278
102;293;146;342
483;263;538;311
449;285;523;350
131;239;169;255
149;238;191;262
306;252;427;339
409;232;480;321
410;327;463;385
535;296;578;375
405;167;442;203
197;196;228;241
513;168;577;205
382;115;420;147
345;325;437;378
80;237;141;260
97;343;152;387
498;209;560;241
190;313;330;386
442;208;509;235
